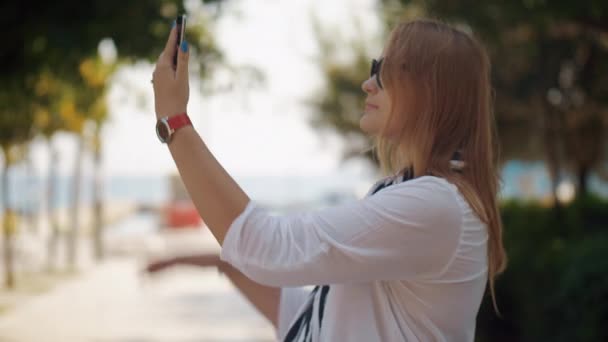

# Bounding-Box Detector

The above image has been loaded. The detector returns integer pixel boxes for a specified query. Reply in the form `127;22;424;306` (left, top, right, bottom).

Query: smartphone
173;14;187;68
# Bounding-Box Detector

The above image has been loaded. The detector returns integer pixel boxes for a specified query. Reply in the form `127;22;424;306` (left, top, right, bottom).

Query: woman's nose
361;77;377;94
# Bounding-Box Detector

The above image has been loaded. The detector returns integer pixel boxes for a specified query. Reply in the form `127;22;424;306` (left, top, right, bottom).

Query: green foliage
1;1;227;143
0;79;35;152
308;18;383;164
476;197;608;341
4;1;223;81
310;54;375;161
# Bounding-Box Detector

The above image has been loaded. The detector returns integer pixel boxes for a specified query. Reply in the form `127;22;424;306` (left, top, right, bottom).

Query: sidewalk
0;229;277;341
0;201;138;281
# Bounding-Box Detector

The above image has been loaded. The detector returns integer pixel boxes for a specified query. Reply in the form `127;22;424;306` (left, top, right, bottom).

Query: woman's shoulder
368;175;463;220
397;176;483;229
391;175;460;195
367;174;459;198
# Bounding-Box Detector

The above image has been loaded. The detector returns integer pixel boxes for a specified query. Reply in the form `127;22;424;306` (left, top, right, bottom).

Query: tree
308;17;384;167
77;55;115;262
8;1;227;271
63;71;92;271
0;83;35;288
32;70;70;271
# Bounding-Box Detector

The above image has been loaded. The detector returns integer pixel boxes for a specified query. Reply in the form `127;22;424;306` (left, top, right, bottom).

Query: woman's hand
145;254;223;274
145;256;179;274
152;24;190;120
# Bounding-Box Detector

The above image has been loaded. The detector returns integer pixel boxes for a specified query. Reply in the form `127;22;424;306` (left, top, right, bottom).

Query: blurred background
1;0;607;341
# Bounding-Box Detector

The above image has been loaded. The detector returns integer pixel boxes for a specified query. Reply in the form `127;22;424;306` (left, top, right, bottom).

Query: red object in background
162;174;204;229
164;201;202;229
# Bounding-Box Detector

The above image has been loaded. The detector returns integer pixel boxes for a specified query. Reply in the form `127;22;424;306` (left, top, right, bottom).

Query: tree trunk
46;140;60;272
67;135;84;270
26;148;39;234
92;130;104;261
542;106;562;208
577;164;590;199
2;149;15;289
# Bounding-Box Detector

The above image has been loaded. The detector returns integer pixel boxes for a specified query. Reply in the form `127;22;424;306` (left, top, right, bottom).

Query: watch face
156;120;171;143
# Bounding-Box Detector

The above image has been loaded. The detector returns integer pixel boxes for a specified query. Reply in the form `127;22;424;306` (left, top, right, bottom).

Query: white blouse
220;175;488;341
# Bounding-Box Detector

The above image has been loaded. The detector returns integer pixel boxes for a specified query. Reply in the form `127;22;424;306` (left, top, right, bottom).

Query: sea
2;161;608;213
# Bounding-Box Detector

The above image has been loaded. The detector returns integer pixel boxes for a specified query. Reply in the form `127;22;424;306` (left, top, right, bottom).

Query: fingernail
171;20;176;29
180;40;189;53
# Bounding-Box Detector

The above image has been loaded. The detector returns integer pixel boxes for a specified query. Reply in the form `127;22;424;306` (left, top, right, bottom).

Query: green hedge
476;196;608;341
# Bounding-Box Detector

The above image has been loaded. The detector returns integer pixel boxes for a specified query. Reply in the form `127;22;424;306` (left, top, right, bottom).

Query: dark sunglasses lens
370;59;377;77
370;59;383;88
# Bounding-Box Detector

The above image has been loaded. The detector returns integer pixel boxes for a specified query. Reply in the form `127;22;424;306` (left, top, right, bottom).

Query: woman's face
360;59;394;138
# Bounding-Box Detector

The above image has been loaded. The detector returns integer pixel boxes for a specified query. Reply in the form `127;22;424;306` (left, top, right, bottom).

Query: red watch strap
167;113;192;130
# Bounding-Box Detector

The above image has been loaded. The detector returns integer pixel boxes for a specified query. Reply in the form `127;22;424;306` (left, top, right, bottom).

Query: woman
148;18;506;341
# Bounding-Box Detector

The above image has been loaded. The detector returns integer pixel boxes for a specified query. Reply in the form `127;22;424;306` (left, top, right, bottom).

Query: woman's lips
365;103;379;111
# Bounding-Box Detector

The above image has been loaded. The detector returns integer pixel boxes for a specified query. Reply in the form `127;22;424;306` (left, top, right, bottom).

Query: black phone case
173;15;186;67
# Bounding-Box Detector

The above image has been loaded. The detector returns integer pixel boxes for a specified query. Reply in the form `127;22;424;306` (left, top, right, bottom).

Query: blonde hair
373;19;507;312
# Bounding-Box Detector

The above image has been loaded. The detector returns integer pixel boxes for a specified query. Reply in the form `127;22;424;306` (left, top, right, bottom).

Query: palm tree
57;86;87;271
59;56;114;269
33;70;68;272
79;55;114;261
0;85;35;288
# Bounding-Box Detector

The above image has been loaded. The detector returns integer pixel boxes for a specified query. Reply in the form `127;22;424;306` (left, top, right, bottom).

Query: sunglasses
370;58;384;89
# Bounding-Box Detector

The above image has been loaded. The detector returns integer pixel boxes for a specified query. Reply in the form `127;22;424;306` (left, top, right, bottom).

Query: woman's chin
359;114;376;135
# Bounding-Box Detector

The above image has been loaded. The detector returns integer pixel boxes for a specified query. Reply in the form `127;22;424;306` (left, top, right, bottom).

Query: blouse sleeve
220;177;463;287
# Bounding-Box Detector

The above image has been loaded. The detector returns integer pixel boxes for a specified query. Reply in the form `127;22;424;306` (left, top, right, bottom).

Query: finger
154;52;174;79
156;51;165;66
146;262;161;271
161;23;178;65
176;40;189;82
147;261;167;273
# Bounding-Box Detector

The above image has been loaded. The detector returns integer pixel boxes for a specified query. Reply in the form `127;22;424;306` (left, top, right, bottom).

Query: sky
26;0;383;181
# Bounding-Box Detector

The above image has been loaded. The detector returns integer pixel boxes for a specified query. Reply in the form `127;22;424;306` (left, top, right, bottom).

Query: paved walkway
0;228;276;342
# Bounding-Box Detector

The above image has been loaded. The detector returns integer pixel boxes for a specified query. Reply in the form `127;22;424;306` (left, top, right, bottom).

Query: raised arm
220;177;464;287
152;24;250;246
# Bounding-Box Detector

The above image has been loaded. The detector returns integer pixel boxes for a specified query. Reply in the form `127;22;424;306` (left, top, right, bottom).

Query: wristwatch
156;112;192;144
